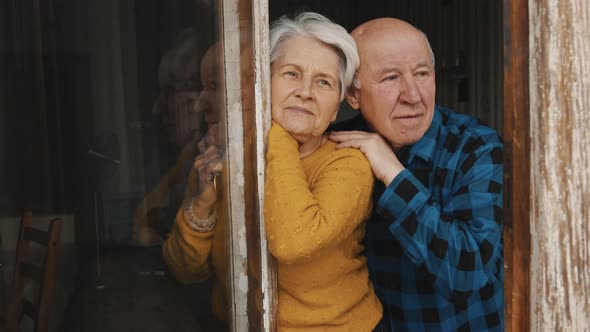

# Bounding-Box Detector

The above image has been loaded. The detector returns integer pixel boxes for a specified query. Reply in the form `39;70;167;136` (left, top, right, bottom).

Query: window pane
0;1;234;331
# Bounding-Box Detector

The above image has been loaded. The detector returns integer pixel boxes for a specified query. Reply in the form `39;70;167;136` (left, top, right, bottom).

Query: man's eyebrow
414;60;432;68
376;66;398;76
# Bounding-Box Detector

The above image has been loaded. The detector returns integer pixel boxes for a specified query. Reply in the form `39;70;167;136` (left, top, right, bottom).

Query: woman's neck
297;135;326;159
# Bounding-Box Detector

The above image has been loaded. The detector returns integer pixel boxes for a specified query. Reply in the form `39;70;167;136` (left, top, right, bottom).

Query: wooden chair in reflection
4;211;62;332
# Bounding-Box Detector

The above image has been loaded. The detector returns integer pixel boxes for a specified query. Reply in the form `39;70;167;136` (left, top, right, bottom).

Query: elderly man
330;18;504;331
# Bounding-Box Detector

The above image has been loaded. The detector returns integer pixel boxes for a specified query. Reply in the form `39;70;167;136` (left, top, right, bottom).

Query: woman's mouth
286;106;312;115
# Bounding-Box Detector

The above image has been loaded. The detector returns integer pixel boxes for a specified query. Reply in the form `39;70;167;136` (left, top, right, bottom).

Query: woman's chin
282;125;309;138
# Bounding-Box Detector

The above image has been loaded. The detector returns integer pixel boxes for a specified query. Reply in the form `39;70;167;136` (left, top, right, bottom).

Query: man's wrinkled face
347;29;436;150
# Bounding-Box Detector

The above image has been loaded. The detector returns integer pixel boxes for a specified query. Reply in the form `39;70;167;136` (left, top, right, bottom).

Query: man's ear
345;86;361;110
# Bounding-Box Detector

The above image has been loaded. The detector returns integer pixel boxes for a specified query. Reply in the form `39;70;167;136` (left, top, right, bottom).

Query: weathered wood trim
251;1;276;331
503;0;531;331
235;0;269;330
530;0;590;330
221;0;249;330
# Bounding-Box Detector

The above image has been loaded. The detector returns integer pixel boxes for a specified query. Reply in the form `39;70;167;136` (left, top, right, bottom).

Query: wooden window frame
234;0;534;330
502;0;530;331
219;0;276;331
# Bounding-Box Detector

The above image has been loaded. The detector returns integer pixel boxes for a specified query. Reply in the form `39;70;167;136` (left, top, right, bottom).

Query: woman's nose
294;78;313;100
193;91;208;113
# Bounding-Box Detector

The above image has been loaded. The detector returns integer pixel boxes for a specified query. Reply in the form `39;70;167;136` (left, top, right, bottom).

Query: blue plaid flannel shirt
332;106;504;331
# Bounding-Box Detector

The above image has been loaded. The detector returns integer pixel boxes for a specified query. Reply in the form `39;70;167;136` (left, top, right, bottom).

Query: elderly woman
164;12;381;331
264;12;382;331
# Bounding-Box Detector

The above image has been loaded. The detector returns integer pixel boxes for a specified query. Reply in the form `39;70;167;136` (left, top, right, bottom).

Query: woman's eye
318;79;331;86
285;71;298;77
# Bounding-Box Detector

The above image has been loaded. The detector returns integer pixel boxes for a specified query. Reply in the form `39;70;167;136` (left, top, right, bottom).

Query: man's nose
399;76;420;104
295;77;313;100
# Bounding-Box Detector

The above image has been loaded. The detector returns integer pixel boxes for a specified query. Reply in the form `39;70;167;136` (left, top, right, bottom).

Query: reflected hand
329;131;404;186
198;124;221;153
193;144;223;208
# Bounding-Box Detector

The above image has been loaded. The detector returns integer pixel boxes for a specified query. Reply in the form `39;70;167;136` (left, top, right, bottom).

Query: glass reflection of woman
162;42;229;331
133;29;214;246
164;13;382;331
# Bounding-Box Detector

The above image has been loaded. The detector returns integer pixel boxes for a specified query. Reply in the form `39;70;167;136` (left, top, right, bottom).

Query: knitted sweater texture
264;124;382;331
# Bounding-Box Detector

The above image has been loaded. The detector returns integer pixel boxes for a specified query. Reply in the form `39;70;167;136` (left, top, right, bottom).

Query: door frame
245;0;533;330
502;0;530;331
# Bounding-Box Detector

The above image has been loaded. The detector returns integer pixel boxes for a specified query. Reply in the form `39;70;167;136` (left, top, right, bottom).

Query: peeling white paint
252;0;275;331
530;0;590;330
222;0;249;331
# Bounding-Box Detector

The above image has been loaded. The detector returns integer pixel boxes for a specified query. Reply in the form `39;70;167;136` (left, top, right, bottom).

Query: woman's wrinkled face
193;44;222;149
194;45;221;126
270;37;341;142
154;51;202;147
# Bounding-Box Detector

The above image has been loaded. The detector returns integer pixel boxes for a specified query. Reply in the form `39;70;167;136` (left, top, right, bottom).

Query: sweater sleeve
162;169;215;284
264;123;374;264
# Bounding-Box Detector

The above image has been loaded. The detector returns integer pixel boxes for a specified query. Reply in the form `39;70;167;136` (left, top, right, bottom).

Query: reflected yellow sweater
264;124;382;331
162;168;230;324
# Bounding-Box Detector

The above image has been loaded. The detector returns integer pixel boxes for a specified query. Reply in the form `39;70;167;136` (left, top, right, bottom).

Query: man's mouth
395;113;422;119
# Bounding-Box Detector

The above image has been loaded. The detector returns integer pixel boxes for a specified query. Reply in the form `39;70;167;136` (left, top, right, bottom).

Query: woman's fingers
194;146;222;167
197;138;208;154
194;146;224;183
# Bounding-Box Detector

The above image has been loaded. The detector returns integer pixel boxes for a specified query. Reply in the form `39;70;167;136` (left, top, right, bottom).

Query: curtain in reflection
0;0;65;215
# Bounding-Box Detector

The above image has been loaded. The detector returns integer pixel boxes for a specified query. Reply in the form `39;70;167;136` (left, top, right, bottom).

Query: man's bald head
351;17;417;40
344;17;437;150
351;18;434;89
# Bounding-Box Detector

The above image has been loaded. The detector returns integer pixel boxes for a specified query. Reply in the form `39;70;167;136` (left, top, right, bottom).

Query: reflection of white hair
158;28;199;87
269;12;359;102
173;28;198;67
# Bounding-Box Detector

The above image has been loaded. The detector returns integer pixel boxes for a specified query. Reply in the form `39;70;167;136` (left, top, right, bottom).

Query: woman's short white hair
269;12;359;102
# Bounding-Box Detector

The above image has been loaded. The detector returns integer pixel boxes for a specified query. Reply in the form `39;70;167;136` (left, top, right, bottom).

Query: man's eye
383;75;398;81
416;71;429;77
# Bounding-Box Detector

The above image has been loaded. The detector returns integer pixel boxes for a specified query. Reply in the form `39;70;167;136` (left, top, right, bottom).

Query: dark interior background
0;0;503;218
270;0;503;128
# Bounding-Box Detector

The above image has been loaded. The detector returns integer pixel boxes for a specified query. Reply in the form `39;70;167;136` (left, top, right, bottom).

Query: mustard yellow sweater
264;124;382;331
162;169;231;323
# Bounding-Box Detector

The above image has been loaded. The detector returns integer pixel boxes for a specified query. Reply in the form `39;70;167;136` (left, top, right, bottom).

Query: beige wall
530;0;590;330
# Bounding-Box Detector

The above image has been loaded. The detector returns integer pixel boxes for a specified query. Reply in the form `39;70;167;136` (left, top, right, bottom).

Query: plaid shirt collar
404;106;441;167
333;106;442;167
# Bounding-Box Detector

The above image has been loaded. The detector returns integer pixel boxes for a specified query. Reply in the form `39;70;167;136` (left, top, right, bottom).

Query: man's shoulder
328;114;369;132
437;106;503;148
